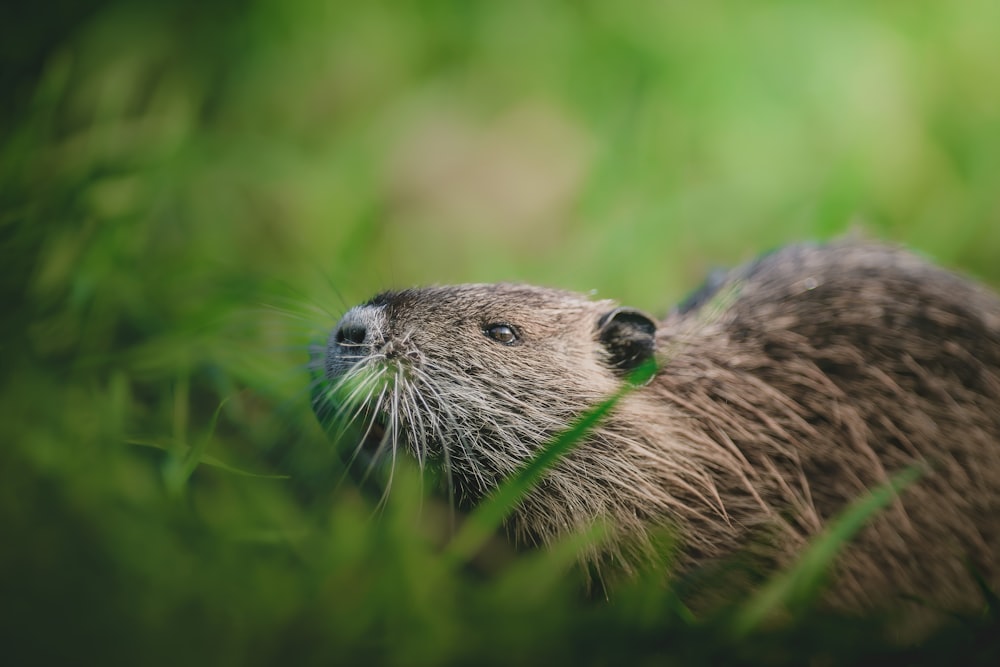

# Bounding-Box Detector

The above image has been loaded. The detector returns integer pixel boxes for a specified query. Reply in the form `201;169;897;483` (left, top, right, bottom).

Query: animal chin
361;419;388;456
342;417;390;476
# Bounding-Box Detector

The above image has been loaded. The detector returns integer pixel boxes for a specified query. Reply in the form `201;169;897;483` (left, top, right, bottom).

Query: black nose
336;320;368;346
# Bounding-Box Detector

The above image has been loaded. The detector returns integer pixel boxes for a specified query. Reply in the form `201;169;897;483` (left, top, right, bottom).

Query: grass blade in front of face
445;359;658;564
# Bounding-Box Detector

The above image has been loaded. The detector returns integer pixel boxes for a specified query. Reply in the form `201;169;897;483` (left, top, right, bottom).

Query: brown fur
315;241;1000;618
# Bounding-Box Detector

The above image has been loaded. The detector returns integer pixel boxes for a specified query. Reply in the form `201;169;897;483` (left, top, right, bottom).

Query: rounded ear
597;307;657;373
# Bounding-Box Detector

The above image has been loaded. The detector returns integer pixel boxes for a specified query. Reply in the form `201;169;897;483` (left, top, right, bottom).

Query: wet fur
315;241;1000;616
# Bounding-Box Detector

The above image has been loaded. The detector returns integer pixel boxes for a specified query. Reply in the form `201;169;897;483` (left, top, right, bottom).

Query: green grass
444;358;658;564
3;0;1000;664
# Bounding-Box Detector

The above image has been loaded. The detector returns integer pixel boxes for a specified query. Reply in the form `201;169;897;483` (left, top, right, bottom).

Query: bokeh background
3;0;1000;664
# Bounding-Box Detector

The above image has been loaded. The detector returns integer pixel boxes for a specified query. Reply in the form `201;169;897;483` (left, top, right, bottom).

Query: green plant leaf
731;464;925;637
445;358;658;564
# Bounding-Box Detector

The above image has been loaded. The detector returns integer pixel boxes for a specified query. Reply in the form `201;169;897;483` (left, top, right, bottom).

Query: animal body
313;241;1000;618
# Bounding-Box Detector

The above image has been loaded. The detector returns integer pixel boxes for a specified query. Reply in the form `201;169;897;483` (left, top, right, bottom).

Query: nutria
312;240;1000;618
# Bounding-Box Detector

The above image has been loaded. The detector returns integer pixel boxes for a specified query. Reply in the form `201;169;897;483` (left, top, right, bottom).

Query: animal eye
484;323;519;345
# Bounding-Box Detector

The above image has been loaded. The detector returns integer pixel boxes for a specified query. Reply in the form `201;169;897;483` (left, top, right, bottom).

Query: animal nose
335;317;368;346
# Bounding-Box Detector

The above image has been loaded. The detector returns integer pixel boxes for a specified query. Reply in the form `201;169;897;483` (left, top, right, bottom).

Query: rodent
312;240;1000;619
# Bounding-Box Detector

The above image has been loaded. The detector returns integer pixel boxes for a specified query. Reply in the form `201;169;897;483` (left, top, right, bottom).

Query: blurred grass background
3;0;1000;664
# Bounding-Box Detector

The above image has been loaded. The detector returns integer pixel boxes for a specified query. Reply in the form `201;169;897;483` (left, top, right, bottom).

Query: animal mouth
341;414;391;478
361;418;388;455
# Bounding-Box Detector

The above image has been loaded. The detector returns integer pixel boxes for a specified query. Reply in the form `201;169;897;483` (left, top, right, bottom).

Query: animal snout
330;306;387;360
335;316;369;346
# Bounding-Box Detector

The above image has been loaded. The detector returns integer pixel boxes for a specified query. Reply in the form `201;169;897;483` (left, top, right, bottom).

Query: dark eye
484;323;519;345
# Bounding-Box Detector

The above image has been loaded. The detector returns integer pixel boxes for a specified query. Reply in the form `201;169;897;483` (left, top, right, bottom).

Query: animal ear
597;307;657;373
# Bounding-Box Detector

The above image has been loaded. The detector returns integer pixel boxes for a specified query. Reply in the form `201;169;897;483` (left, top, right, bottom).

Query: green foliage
3;1;1000;664
446;358;658;563
732;465;925;637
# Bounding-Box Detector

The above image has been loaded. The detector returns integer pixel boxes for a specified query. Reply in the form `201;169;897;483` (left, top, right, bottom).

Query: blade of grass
162;397;242;495
968;560;1000;619
128;438;290;480
493;520;609;605
444;358;658;564
731;464;925;637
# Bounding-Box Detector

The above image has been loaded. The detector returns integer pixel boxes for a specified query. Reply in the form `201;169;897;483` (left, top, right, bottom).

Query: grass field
3;1;1000;664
